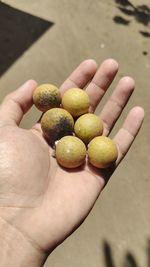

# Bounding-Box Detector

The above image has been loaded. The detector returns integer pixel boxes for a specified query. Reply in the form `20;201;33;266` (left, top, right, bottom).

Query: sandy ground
0;0;150;266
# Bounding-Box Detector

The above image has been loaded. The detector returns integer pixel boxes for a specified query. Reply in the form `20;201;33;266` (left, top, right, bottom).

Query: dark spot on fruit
39;91;60;108
44;116;73;146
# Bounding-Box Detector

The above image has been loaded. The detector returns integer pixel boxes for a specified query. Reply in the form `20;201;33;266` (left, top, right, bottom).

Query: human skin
0;59;144;266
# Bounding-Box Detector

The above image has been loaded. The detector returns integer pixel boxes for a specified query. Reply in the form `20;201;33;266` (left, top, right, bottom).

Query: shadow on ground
103;240;150;267
0;2;54;77
113;0;150;38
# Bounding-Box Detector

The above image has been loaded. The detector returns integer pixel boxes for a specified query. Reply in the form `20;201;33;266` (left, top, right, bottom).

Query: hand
0;59;144;266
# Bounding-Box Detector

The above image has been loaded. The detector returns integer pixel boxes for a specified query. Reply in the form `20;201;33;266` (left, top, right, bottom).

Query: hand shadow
123;253;138;267
102;240;150;267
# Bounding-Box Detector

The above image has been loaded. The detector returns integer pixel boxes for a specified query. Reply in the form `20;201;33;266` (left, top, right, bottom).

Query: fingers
100;77;135;136
0;80;37;125
85;59;119;112
60;59;97;94
114;106;144;166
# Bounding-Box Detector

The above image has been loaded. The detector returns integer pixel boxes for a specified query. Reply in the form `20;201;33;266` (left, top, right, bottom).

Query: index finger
60;59;97;94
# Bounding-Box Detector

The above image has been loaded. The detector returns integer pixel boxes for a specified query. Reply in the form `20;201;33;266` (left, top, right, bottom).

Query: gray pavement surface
0;0;150;266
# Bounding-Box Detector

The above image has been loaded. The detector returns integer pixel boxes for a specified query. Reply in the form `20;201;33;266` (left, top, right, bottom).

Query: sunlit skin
0;59;144;266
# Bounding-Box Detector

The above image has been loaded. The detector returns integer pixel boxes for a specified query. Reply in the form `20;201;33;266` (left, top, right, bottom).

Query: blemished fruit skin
56;136;87;168
62;88;90;117
88;136;118;168
74;113;103;144
41;108;74;145
33;84;61;112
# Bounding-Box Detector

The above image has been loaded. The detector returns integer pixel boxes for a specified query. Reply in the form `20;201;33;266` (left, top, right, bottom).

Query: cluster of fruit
33;84;118;169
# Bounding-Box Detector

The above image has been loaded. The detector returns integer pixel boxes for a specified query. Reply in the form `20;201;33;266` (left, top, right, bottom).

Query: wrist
0;216;47;267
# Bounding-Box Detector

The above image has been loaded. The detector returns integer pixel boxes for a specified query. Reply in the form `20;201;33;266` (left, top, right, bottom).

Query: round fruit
88;136;118;168
74;113;103;144
56;136;86;168
62;88;90;117
33;84;61;112
41;108;74;145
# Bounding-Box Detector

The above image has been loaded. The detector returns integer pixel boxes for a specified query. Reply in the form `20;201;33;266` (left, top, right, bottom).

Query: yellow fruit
62;88;90;117
74;113;103;144
56;136;86;168
33;84;61;112
41;108;74;145
88;136;118;168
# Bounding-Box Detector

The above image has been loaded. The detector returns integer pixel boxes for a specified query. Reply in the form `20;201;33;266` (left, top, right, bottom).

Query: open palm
0;59;144;258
